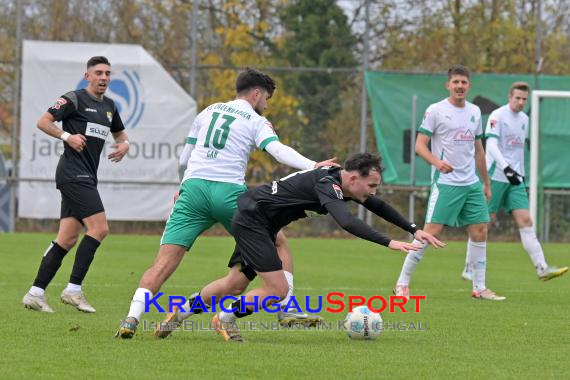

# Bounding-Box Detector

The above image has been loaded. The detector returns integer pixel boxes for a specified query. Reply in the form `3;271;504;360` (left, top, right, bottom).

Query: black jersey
236;167;418;247
48;89;125;186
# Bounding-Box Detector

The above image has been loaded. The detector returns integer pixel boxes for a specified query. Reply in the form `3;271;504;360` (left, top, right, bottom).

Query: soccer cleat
154;306;182;339
538;266;568;282
22;292;55;313
211;314;243;342
471;288;506;301
461;270;473;281
115;317;139;339
277;310;324;327
60;290;96;313
393;284;410;299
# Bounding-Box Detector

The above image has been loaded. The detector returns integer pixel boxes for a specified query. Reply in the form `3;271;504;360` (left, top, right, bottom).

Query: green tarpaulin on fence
365;71;570;188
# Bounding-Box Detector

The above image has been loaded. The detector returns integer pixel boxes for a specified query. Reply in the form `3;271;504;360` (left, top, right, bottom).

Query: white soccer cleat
393;284;410;299
61;290;96;313
277;309;324;327
22;292;55;313
471;288;506;301
538;266;568;282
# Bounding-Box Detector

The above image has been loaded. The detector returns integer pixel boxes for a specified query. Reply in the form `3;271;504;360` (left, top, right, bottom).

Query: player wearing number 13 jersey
116;68;337;338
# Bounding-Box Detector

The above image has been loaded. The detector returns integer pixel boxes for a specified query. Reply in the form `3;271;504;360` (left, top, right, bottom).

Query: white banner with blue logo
19;40;196;220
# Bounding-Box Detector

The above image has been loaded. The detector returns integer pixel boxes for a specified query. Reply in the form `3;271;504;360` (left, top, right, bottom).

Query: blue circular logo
77;70;145;129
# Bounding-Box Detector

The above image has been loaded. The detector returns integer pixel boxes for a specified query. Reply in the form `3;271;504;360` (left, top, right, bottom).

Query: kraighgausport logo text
145;292;427;314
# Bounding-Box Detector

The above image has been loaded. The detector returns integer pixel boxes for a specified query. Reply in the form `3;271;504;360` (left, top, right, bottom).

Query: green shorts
160;178;247;249
488;180;529;214
425;182;490;227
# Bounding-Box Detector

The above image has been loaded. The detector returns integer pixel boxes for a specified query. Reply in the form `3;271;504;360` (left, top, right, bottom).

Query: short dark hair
447;64;470;80
510;81;530;95
236;68;276;98
87;56;110;69
344;153;384;177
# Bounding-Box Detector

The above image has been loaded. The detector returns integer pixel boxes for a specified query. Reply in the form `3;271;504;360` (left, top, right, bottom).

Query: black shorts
227;212;282;281
59;182;105;221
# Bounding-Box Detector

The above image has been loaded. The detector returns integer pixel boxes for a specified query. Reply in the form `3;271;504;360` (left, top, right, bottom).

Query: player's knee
58;236;78;250
516;216;533;228
88;224;109;241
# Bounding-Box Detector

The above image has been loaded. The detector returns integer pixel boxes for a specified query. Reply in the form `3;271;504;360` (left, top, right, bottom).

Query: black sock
188;291;210;314
32;241;69;289
69;235;101;286
231;299;254;319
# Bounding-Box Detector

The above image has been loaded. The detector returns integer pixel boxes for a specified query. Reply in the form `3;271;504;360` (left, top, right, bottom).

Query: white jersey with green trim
418;98;483;186
182;99;278;185
485;105;528;183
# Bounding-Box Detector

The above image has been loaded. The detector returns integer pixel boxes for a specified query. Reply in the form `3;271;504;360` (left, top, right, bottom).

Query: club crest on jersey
51;97;67;110
107;112;113;123
332;184;343;199
490;119;497;128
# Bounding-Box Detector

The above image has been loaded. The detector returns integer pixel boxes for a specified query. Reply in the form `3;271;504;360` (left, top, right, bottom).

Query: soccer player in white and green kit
116;68;336;338
394;64;506;301
462;82;567;281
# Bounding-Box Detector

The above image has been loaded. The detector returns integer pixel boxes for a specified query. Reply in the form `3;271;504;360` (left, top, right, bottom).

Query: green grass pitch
0;232;568;379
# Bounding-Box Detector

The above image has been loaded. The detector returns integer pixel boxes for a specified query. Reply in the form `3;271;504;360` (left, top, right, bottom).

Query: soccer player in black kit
178;153;444;341
22;56;130;313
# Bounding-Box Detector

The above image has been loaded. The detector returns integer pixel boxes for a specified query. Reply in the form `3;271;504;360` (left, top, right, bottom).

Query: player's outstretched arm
362;197;444;248
325;200;392;247
388;240;422;253
264;141;316;170
413;230;445;248
265;141;338;170
314;157;340;168
362;197;417;233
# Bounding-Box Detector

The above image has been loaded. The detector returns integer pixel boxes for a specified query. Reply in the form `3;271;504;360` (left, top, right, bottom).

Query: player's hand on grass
413;230;445;248
436;159;453;174
388;240;422;253
315;157;340;168
67;134;86;152
108;141;130;162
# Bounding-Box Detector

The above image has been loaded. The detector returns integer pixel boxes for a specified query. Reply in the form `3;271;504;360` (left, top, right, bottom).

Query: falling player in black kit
175;153;444;341
22;56;130;313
